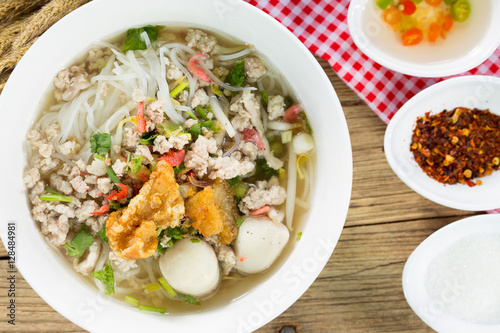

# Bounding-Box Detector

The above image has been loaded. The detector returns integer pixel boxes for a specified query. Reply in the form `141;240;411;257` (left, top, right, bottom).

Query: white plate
0;0;352;332
384;75;500;211
348;0;500;77
403;214;500;333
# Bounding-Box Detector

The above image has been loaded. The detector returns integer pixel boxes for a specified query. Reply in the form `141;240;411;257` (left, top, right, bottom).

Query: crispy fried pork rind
185;179;238;245
106;161;185;260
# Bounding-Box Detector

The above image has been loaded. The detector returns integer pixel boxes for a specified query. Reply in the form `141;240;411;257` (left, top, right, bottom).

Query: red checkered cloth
246;0;500;125
247;0;500;213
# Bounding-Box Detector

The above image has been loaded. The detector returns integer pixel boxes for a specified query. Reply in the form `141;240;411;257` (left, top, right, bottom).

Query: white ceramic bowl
403;214;500;333
0;0;352;332
347;0;500;77
384;75;500;211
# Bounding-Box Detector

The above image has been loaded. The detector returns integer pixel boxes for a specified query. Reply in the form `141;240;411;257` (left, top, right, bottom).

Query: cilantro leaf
92;261;115;295
255;159;279;180
166;227;184;240
123;25;163;51
140;132;158;145
131;156;144;174
189;121;219;139
90;133;111;156
98;223;108;243
230;60;245;87
64;225;94;259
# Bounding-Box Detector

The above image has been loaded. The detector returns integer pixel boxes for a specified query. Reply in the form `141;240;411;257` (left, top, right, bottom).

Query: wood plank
0;258;85;332
257;218;457;332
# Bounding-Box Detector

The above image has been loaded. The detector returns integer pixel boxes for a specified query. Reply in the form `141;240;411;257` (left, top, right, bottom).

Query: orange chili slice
428;23;440;42
402;28;423;46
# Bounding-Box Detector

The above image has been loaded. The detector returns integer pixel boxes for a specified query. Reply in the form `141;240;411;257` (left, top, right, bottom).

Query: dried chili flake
410;107;500;186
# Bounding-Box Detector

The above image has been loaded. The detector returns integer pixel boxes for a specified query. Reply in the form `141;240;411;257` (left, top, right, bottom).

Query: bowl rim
402;214;500;333
0;0;353;332
384;75;500;211
347;0;500;77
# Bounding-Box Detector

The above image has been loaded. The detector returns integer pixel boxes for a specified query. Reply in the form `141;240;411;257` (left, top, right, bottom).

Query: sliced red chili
91;204;110;215
137;101;146;133
156;149;185;167
401;1;416;15
105;183;128;201
241;128;264;150
283;105;302;122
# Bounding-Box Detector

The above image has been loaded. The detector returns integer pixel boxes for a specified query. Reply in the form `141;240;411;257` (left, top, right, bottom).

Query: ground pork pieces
21;25;317;306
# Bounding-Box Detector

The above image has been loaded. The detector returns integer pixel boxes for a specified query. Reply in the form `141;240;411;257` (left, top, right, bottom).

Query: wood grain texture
0;55;479;333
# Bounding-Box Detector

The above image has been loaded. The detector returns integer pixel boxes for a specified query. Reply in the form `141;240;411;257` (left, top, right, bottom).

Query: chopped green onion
227;176;240;187
236;217;245;227
232;181;249;199
44;187;63;195
158;277;177;298
93;153;106;161
156;123;191;140
143;283;160;294
169;80;189;98
296;232;302;241
138;304;166;314
124;296;139;306
211;84;223;97
124;152;132;172
107;167;121;184
176;293;201;305
190;238;200;243
260;91;268;105
109;202;121;210
40;194;73;203
174;163;186;174
196;105;209;121
185;108;199;121
230;60;245;87
189;121;210;138
376;0;393;10
281;130;293;144
98;61;108;71
300;110;313;134
284;95;294;110
269;137;287;158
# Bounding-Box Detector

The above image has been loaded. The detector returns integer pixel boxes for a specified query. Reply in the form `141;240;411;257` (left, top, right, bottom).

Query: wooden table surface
0;56;479;332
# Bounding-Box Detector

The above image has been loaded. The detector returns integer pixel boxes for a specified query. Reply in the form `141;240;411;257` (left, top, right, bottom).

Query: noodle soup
23;26;315;313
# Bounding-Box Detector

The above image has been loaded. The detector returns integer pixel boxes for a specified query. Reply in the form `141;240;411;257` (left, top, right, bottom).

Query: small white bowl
384;75;500;210
0;0;352;332
403;214;500;333
348;0;500;77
